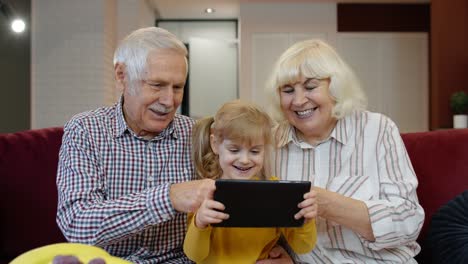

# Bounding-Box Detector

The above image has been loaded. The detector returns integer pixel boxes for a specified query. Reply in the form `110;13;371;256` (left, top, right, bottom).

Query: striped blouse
56;100;195;263
273;111;424;264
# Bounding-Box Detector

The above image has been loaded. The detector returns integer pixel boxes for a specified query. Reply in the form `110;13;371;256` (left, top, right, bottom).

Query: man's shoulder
173;114;195;131
65;105;115;130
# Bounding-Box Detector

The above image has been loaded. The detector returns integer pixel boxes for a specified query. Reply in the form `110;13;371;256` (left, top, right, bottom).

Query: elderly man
56;27;213;263
56;27;291;264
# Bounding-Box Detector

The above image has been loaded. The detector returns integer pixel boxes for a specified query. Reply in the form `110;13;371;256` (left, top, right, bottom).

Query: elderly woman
265;39;424;263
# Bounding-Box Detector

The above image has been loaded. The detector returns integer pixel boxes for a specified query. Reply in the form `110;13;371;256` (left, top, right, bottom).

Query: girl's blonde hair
266;39;367;121
192;100;273;180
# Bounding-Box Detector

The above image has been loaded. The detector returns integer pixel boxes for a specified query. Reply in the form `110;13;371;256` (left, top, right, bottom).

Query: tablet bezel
212;179;311;227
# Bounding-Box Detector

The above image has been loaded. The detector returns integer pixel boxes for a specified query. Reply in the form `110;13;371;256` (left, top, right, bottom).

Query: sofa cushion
0;127;66;262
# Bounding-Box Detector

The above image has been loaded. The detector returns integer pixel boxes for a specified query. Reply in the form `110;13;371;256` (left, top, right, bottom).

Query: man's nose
159;87;174;106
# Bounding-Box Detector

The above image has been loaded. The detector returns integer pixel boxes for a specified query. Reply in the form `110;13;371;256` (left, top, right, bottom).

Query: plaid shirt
56;100;195;263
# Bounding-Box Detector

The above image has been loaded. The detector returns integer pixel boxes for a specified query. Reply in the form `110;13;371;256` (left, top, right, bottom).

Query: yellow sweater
183;197;317;263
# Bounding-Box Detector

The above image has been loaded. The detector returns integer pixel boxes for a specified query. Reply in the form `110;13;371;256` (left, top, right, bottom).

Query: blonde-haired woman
264;39;424;263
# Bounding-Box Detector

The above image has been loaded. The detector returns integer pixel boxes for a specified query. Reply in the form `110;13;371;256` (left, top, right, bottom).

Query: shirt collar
114;97;127;138
113;96;178;140
329;117;348;145
279;118;349;149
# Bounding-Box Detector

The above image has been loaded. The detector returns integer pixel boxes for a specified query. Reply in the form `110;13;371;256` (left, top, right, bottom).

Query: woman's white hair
113;27;188;93
265;39;367;121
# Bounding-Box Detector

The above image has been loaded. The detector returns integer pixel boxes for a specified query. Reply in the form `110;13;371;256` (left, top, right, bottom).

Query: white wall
30;1;429;132
31;0;155;129
240;2;429;132
240;2;337;102
157;21;238;118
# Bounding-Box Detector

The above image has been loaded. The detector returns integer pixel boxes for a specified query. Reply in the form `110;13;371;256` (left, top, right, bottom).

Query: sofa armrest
0;127;66;262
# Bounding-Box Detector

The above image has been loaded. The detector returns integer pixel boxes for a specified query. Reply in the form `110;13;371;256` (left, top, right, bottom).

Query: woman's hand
314;187;375;241
294;188;318;222
195;198;230;229
256;245;294;264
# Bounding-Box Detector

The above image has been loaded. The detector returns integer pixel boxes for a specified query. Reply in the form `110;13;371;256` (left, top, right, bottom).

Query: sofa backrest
1;127;467;262
0;127;66;262
402;128;468;262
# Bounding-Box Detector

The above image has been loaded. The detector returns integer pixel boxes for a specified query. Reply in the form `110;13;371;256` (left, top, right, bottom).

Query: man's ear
210;134;219;155
114;63;126;92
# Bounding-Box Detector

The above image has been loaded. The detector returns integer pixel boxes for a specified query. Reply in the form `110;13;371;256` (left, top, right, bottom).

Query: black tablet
212;179;311;228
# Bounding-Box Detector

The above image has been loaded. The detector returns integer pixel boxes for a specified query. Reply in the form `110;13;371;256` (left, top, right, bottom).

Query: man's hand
169;179;215;213
256;245;294;264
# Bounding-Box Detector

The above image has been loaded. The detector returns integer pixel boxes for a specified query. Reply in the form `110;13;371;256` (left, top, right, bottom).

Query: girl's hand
294;189;318;222
195;198;230;229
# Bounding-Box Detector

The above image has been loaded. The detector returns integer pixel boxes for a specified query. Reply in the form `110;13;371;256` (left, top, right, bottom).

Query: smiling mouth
295;107;318;118
233;165;253;172
150;108;170;116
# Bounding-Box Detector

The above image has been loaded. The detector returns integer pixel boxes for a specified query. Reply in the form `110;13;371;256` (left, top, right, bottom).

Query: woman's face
279;77;337;144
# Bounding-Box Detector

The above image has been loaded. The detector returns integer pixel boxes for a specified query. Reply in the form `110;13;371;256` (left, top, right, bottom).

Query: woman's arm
255;245;294;264
317;117;423;249
315;187;375;241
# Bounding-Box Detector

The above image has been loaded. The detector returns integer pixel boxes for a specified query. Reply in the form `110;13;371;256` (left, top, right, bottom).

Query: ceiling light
205;8;215;14
1;1;26;34
11;18;25;33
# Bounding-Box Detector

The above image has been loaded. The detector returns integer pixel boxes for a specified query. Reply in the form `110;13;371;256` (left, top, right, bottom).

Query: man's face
122;49;187;138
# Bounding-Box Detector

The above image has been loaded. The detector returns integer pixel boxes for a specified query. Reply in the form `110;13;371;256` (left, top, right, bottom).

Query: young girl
183;100;317;263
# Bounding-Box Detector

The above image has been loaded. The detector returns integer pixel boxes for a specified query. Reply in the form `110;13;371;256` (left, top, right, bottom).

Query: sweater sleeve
183;213;213;262
281;219;317;254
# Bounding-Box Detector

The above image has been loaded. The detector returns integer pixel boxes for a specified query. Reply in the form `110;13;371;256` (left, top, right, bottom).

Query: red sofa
0;127;66;263
1;127;468;263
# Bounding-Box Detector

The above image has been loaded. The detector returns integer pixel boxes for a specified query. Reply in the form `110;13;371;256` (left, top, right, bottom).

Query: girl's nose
239;152;250;164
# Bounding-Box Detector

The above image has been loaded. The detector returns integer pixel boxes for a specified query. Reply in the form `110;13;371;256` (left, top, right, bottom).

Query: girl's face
211;137;265;180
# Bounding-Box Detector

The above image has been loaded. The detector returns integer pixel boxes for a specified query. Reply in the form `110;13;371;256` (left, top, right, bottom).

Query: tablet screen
212;179;311;227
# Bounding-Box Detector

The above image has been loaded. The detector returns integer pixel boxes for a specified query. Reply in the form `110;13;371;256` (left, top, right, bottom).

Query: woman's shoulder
353;111;398;128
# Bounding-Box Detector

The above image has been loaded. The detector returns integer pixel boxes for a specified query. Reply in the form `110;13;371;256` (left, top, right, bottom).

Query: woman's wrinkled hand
256;245;293;264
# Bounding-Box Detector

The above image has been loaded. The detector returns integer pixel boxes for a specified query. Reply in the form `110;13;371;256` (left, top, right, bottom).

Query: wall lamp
0;0;26;33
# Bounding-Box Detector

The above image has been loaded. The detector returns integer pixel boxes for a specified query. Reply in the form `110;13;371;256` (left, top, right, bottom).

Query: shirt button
147;176;155;182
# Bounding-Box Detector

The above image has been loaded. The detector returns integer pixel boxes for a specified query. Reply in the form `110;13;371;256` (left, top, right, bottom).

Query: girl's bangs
220;117;270;146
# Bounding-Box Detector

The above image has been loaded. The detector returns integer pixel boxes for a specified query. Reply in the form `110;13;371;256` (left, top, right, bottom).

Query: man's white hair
113;27;188;93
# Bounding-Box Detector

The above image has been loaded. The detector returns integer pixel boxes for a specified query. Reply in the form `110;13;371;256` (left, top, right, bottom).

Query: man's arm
56;120;213;246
